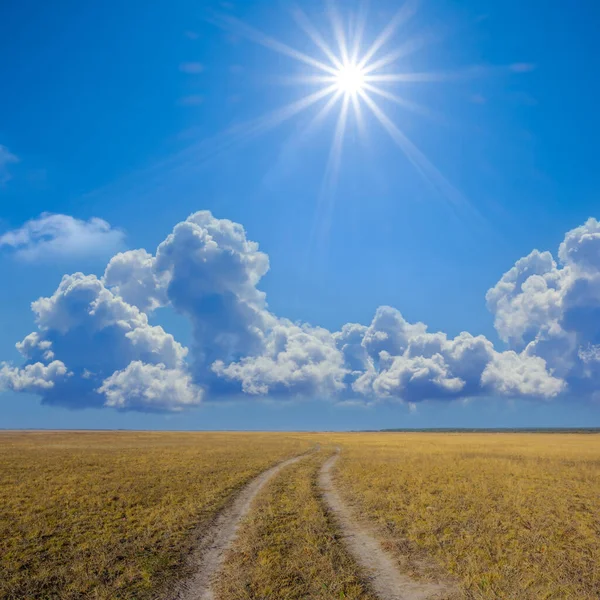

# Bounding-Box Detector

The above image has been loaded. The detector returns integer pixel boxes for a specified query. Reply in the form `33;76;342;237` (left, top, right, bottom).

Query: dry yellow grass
0;431;313;600
332;433;600;599
215;448;378;600
3;431;599;600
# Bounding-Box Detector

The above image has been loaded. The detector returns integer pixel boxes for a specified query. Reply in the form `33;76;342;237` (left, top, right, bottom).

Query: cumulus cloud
0;213;125;262
7;272;188;409
341;308;561;403
99;361;202;411
486;217;600;395
103;249;168;312
4;209;600;412
558;218;600;270
154;211;272;372
486;249;563;346
481;351;565;398
0;361;70;393
355;352;465;401
213;320;347;397
361;306;427;359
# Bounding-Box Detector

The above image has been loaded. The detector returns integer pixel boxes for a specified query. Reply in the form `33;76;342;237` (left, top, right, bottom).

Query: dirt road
170;452;308;600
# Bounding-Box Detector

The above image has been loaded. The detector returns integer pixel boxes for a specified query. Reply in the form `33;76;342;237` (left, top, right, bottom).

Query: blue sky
1;0;599;429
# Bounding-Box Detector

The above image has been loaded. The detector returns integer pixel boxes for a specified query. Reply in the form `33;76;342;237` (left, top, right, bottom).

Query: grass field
332;433;600;599
1;431;599;600
0;431;313;600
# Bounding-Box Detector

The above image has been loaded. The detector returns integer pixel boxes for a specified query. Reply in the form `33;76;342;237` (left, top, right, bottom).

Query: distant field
333;433;600;599
0;431;312;600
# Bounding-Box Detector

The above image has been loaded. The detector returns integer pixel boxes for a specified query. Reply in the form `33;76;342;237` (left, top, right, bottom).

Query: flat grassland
332;433;600;599
0;431;313;600
1;431;599;600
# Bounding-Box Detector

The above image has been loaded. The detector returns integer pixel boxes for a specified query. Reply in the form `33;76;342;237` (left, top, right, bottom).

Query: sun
335;63;366;95
209;2;498;217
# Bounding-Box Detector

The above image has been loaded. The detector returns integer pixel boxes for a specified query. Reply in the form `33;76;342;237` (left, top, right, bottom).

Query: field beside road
332;433;600;599
0;431;312;600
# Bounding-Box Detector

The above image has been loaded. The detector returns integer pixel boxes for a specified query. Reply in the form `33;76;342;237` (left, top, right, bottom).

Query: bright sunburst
333;63;366;95
208;1;498;218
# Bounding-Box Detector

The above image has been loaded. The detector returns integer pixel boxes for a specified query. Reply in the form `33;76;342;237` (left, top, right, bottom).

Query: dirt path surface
169;453;308;600
319;451;452;600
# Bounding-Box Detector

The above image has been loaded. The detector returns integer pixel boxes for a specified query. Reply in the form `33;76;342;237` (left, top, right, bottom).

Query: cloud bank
2;211;600;411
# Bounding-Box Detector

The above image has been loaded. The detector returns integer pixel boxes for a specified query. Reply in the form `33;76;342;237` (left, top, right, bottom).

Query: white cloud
486;249;563;346
579;344;600;364
9;272;189;409
361;306;428;359
154;211;272;372
558;218;600;270
99;361;202;411
213;320;347;397
0;144;18;185
481;351;565;398
0;213;125;262
0;361;70;393
487;217;600;395
103;249;168;312
7;210;600;412
355;351;466;401
345;310;504;402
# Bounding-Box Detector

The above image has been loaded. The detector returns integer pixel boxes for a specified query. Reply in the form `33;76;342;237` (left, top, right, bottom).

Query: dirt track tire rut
169;453;308;600
319;451;452;600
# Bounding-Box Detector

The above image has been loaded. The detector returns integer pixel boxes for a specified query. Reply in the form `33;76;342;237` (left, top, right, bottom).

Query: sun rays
207;0;474;217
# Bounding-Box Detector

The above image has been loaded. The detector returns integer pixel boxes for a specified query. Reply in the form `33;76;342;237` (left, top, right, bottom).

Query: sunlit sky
1;0;600;430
